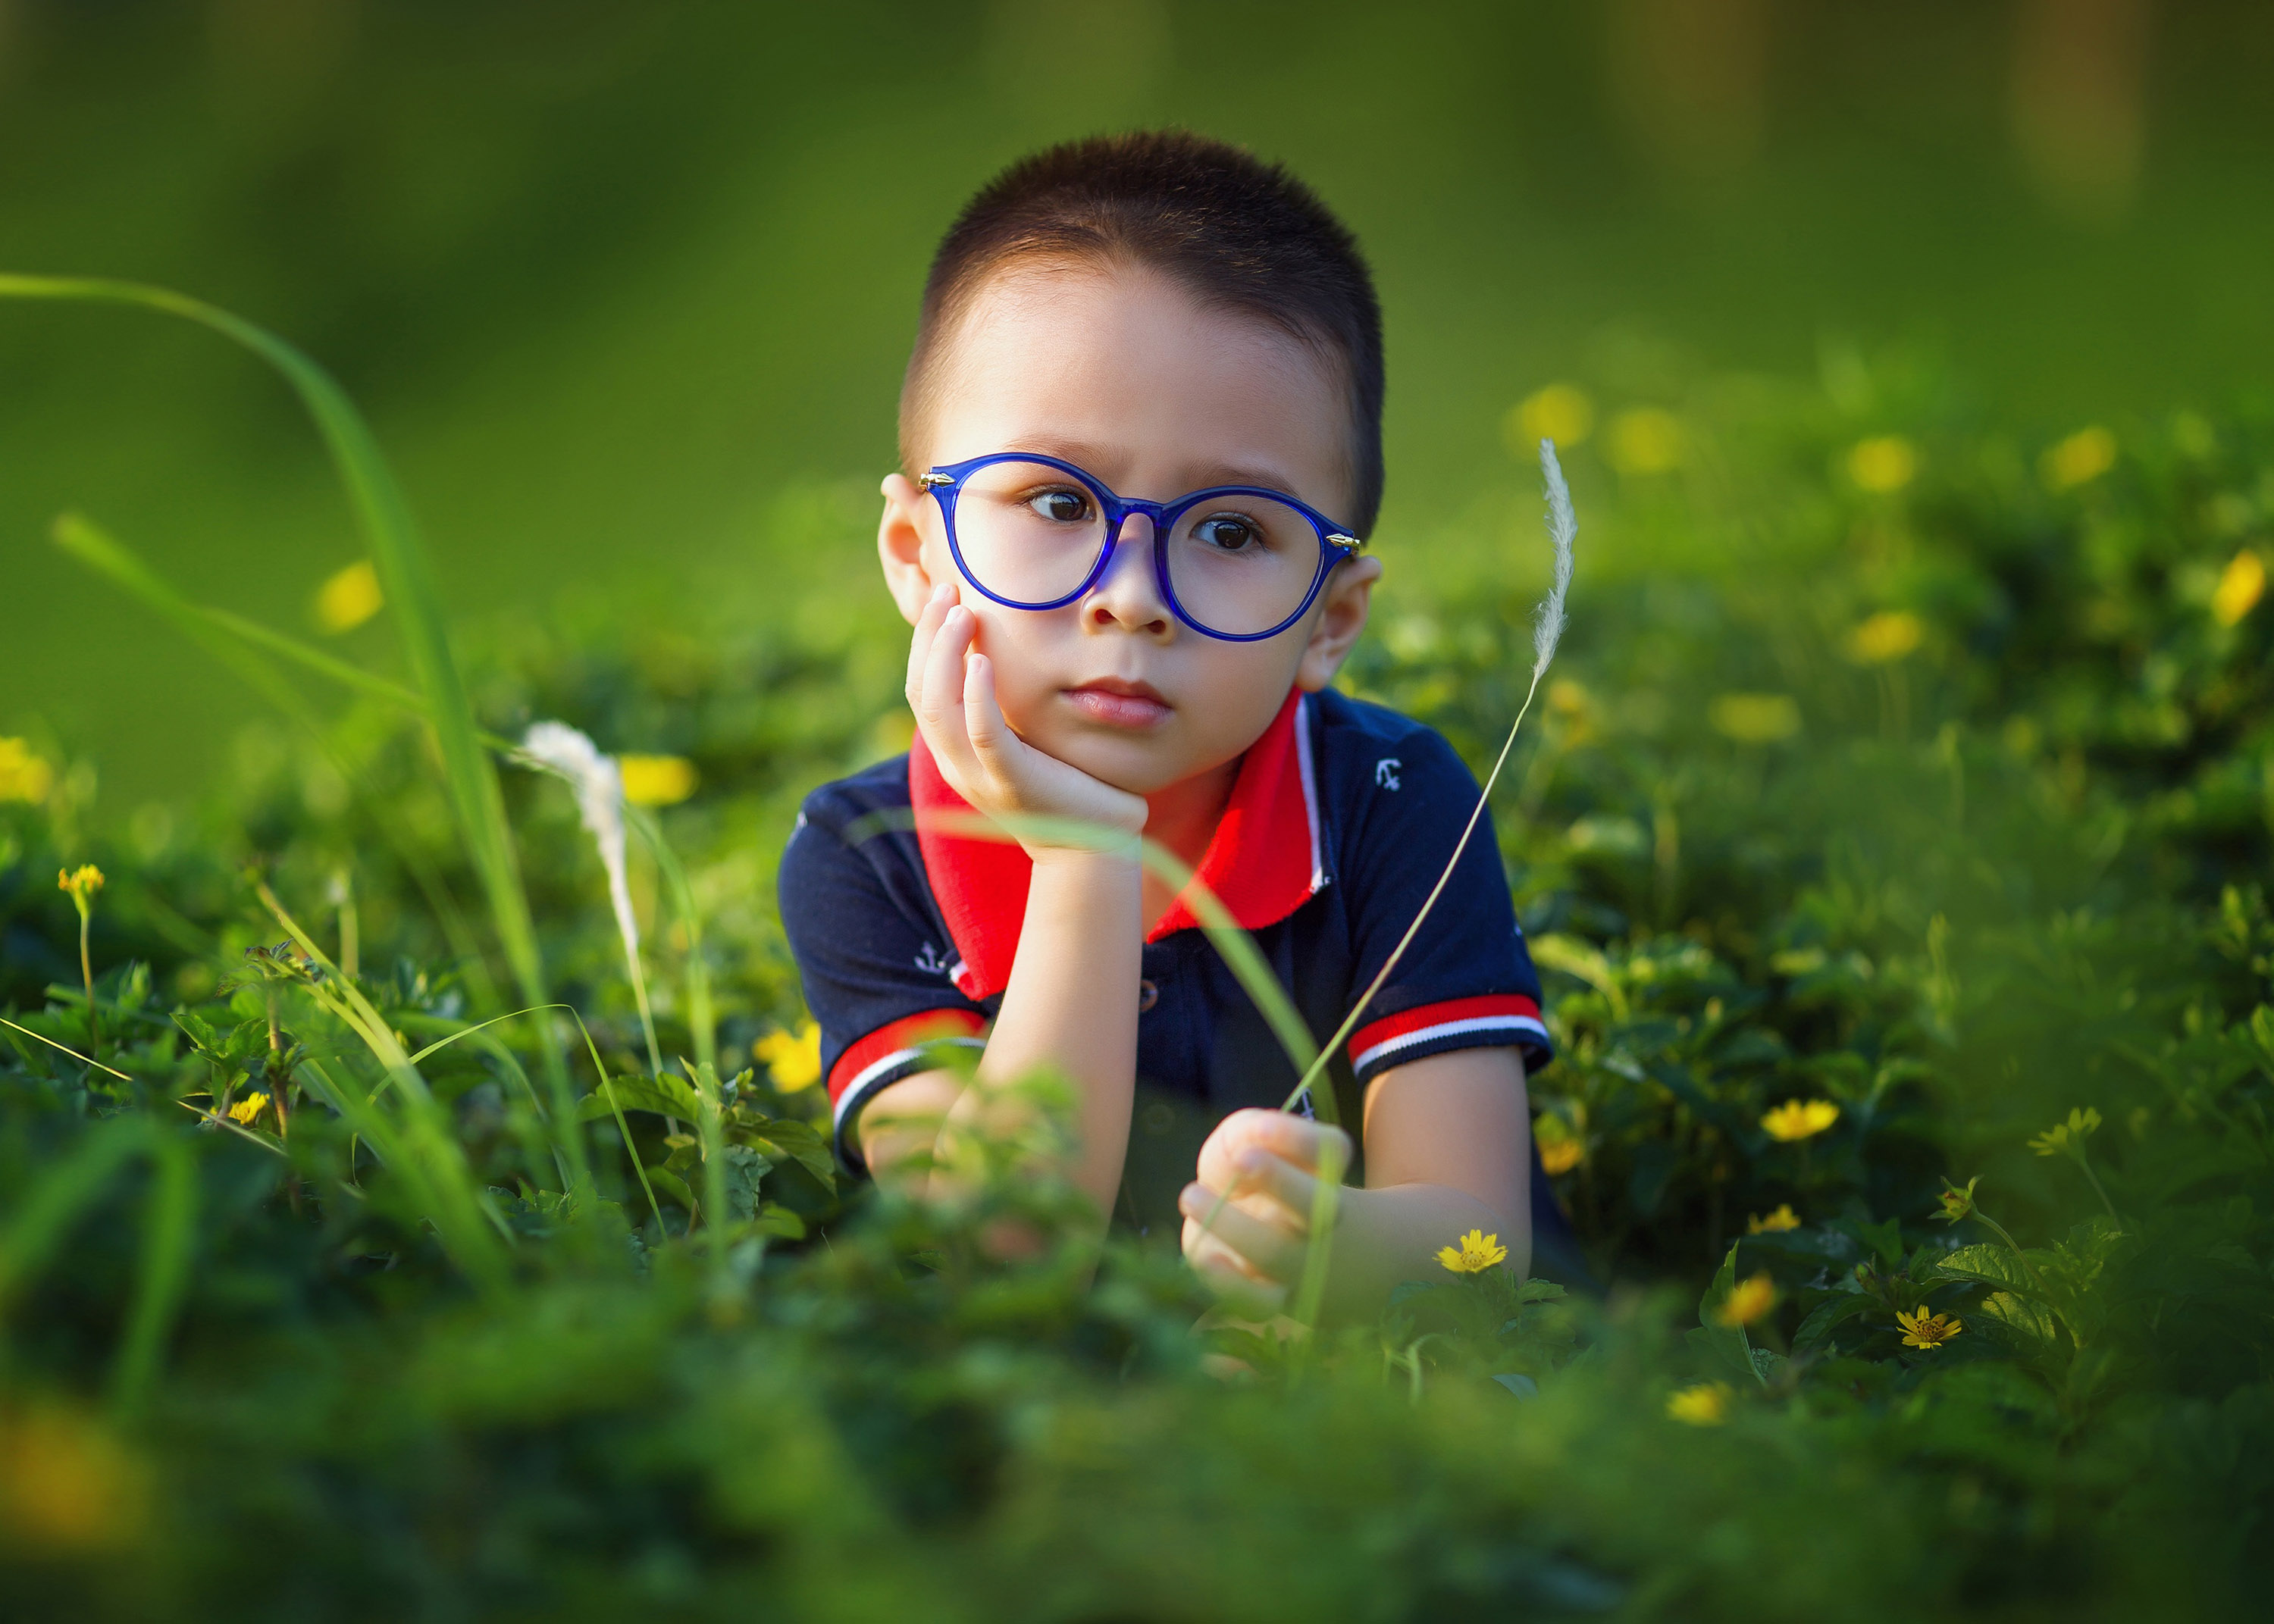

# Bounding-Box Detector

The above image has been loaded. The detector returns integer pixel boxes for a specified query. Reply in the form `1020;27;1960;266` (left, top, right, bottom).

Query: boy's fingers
1179;1182;1305;1281
1188;1246;1288;1316
1197;1109;1348;1188
904;582;954;709
916;606;979;764
1226;1150;1319;1223
963;651;1016;771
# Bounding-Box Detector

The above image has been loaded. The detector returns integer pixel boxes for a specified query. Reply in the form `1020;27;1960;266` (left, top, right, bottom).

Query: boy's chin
1041;734;1195;798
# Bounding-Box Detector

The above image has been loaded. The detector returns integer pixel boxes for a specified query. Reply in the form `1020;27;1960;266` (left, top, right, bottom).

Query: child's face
879;261;1381;797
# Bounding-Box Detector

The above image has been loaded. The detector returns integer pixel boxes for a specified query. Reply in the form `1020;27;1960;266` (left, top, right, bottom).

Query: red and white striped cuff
827;1008;988;1143
1349;994;1549;1078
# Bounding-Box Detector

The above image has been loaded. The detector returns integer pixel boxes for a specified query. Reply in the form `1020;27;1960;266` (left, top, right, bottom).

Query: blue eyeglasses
919;452;1364;643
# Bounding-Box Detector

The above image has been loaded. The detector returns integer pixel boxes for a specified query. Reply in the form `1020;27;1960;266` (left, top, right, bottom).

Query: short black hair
899;130;1386;535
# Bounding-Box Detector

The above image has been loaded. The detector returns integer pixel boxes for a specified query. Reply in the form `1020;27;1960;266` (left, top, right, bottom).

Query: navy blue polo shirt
778;686;1579;1269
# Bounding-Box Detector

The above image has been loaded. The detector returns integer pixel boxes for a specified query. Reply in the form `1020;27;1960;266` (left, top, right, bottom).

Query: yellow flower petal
0;738;55;805
1760;1099;1839;1141
1746;1204;1800;1234
1846;435;1917;493
1846;610;1925;665
1508;383;1596;453
315;560;384;634
227;1092;270;1125
2041;426;2116;492
753;1021;822;1091
1715;1272;1777;1327
1667;1382;1731;1425
619;754;700;808
2211;550;2265;627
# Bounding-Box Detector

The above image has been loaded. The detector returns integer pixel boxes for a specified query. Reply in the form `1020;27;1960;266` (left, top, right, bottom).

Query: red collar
908;690;1326;1001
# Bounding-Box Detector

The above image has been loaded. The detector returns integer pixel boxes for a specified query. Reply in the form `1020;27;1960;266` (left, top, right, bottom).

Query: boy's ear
1294;553;1383;693
878;473;944;626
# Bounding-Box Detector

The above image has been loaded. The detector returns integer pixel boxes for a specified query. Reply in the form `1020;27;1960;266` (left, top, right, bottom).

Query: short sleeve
1328;716;1551;1086
776;787;990;1169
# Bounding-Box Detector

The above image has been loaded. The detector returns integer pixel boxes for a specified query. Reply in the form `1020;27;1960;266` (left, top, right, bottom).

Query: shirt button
1137;978;1159;1013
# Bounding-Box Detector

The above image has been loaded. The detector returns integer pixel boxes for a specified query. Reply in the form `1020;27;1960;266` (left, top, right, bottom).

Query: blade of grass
50;512;500;1010
2;277;577;1182
628;806;716;1078
111;1134;197;1416
255;881;512;1286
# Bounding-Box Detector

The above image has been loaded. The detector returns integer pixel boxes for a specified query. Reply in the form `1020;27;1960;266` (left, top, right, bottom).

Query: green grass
1;289;2272;1618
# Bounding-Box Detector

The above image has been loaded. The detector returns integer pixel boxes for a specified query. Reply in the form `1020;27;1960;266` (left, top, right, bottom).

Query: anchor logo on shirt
914;942;951;975
1374;757;1402;790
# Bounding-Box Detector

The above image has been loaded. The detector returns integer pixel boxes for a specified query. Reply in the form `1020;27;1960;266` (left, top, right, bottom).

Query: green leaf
718;1144;773;1222
1793;1290;1876;1351
753;1202;807;1241
1936;1244;2044;1297
574;1073;703;1123
646;1166;698;1213
1972;1290;2062;1351
1694;1243;1764;1386
727;1111;835;1189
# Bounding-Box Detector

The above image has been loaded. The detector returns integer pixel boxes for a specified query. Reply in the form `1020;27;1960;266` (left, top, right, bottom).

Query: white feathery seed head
1533;438;1576;681
518;721;637;957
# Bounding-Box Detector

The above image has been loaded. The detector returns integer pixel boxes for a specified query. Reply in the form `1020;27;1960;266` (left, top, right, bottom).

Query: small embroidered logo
914;942;951;975
1374;757;1402;790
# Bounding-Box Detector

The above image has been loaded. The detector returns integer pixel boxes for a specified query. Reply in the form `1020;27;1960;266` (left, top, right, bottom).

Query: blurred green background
4;0;2271;808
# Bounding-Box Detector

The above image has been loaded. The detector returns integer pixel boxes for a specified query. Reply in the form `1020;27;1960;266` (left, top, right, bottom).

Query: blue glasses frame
919;452;1365;643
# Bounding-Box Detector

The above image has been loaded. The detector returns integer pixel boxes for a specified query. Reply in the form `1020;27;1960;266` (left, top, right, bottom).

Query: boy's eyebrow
1004;437;1308;501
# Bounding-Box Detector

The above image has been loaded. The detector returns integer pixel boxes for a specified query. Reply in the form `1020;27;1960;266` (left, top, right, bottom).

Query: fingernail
931;582;954;605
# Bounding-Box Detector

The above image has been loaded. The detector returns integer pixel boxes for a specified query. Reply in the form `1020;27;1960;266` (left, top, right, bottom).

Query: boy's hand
1178;1108;1353;1316
907;582;1147;856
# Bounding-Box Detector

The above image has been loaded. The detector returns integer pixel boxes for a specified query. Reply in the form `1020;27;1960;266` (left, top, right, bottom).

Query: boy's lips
1063;677;1172;729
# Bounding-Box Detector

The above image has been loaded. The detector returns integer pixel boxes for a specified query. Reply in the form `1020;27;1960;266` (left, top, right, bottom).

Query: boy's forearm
960;846;1143;1221
1319;1182;1532;1324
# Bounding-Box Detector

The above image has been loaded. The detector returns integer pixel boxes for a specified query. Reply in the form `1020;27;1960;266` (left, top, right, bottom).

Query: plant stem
1972;1207;2048;1291
75;899;99;1063
2072;1151;2119;1219
1283;665;1550;1112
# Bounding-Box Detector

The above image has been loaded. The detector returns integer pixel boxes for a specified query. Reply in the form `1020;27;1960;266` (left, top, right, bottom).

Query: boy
779;132;1575;1318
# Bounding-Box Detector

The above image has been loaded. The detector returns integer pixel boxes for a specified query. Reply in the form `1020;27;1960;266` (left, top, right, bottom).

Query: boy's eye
1192;515;1262;552
1027;489;1093;524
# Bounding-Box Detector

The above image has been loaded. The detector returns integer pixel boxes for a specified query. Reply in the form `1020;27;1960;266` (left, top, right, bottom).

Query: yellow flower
1935;1177;1980;1224
2211;549;2265;627
1605;407;1684;474
1846;610;1925;665
1436;1228;1508;1275
1761;1099;1840;1141
57;865;105;902
1534;1114;1583;1175
1715;1272;1777;1327
1508;383;1596;452
753;1021;822;1091
1666;1382;1731;1425
1895;1307;1963;1349
1709;693;1802;744
2040;426;2117;492
314;560;384;634
2027;1106;2102;1157
619;754;700;807
0;739;55;805
227;1092;270;1125
1746;1203;1801;1234
1846;435;1917;493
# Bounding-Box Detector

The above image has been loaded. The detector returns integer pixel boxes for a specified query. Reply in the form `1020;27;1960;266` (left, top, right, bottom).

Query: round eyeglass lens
948;461;1110;607
1163;493;1326;637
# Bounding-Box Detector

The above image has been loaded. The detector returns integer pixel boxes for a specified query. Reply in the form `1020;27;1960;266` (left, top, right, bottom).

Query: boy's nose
1084;515;1174;639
